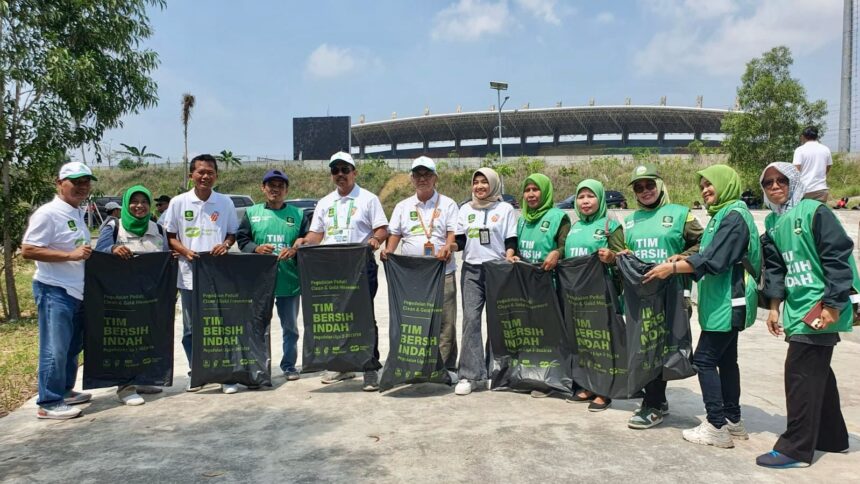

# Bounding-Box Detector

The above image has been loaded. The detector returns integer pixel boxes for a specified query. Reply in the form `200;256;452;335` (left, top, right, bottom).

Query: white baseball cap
329;151;355;168
411;156;436;173
105;202;121;211
58;161;97;181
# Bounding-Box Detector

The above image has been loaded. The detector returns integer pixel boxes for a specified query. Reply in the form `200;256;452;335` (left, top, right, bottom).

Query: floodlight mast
490;81;509;162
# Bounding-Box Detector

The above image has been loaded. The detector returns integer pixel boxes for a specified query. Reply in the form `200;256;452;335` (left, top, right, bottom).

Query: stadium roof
351;105;732;147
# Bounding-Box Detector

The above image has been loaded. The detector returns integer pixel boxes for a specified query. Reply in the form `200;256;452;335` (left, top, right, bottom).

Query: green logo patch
539;220;550;233
593;228;606;240
661;215;673;227
409;225;424;235
327;207;335;217
67;220;77;231
286;216;295;226
409;211;418;221
467;227;481;238
468;214;476;223
184;226;201;238
183;210;194;221
793;219;803;235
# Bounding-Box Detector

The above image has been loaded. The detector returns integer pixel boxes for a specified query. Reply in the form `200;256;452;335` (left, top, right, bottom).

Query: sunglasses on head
330;165;354;175
632;180;657;193
760;176;789;189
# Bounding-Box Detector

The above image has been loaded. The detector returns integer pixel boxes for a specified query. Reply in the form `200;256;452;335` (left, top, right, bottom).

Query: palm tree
117;143;161;167
181;92;195;176
216;149;242;170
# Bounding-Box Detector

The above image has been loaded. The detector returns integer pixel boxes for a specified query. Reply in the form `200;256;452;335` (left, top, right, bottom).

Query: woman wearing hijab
95;185;169;406
755;162;858;468
453;168;518;396
644;165;760;448
623;163;703;430
514;173;570;269
563;179;625;411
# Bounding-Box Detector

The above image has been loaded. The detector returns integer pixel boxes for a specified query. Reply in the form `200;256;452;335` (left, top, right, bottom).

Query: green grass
0;257;38;416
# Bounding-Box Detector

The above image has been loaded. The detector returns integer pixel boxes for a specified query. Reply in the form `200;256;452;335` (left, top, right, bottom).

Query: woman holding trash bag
510;173;570;399
755;162;858;468
453;167;518;396
563;179;626;411
95;185;169;406
643;165;760;448
622;163;703;430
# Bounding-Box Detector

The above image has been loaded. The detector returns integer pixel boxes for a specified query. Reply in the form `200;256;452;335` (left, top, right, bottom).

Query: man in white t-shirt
162;154;240;394
792;126;832;202
382;156;460;370
22;162;97;419
304;151;389;391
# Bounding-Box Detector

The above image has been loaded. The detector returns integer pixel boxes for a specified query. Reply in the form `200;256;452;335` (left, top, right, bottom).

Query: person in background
154;195;171;224
563;179;625;411
21;162;97;419
756;162;858;468
237;169;307;381
95;185;169;406
453;167;517;396
383;156;459;371
623;163;703;430
792;126;832;202
644;165;760;449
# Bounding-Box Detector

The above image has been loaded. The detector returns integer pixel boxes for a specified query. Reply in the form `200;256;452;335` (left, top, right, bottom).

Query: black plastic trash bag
191;253;277;388
616;254;695;385
485;260;572;394
298;244;378;373
83;252;177;389
379;254;453;391
557;254;632;398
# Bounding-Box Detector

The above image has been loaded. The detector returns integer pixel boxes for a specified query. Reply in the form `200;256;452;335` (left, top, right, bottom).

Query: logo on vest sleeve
793;219;803;235
409;211;418;221
468;214;476;223
539;220;550;232
183;210;194;221
661;215;673;227
67;220;77;231
286;216;295;226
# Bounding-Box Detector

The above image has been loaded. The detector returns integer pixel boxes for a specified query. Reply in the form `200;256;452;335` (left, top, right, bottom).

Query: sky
99;0;846;162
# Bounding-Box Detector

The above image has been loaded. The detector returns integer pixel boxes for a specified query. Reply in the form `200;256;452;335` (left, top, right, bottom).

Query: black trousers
642;377;667;409
774;341;848;463
366;258;381;371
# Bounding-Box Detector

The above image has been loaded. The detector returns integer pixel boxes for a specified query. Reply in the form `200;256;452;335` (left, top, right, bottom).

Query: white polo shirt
456;201;517;265
310;184;388;245
22;196;91;300
162;189;239;290
792;140;832;192
389;191;459;274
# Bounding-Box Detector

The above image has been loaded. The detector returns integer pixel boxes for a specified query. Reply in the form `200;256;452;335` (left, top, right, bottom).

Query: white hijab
760;162;806;215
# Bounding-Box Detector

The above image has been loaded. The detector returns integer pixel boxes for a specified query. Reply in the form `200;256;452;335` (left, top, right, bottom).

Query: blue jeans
275;295;300;373
692;329;741;428
34;281;84;406
180;289;193;368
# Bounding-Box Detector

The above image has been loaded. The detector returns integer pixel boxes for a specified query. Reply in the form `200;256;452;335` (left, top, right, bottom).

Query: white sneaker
725;418;749;440
682;421;734;448
321;371;355;384
185;380;202;392
221;384;239;394
117;391;145;406
454;379;476;396
37;403;82;420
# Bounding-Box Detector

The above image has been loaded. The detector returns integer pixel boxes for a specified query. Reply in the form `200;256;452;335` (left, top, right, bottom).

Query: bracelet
672;261;677;274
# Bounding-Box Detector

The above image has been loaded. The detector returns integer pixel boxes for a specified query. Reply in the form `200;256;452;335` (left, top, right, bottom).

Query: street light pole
490;81;509;163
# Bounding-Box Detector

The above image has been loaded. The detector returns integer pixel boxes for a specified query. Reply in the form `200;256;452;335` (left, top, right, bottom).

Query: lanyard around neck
333;198;355;229
415;195;440;241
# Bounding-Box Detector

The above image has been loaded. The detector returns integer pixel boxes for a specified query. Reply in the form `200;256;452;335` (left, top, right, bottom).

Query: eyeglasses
331;165;354;175
412;170;434;180
67;177;92;186
760;177;789;189
632;180;657;193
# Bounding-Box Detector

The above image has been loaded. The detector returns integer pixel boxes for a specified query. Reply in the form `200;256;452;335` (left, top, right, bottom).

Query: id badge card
423;241;435;256
478;228;491;245
331;228;349;243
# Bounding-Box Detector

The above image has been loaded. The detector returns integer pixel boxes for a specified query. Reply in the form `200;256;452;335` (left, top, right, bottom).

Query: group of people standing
22;146;857;469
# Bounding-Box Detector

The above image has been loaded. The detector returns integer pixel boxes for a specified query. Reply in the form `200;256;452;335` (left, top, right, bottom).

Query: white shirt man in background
792;126;832;202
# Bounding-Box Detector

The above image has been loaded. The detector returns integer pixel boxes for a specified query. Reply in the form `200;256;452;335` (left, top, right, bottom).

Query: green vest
697;201;761;332
246;203;303;297
516;208;567;264
565;217;620;258
624;204;690;263
765;200;859;336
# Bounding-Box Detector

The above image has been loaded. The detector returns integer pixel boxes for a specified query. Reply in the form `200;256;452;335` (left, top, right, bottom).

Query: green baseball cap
629;163;660;185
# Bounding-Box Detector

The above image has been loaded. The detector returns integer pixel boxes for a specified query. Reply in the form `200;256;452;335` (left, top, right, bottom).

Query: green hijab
521;173;554;223
575;179;607;223
697;164;741;216
121;185;152;237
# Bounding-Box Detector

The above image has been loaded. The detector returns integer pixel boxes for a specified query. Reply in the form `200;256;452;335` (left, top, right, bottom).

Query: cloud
305;44;360;79
515;0;560;25
595;11;614;23
635;0;842;76
431;0;512;41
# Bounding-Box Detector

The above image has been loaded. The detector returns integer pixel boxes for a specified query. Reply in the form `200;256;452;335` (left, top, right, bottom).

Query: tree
0;0;163;321
117;143;161;167
722;46;827;182
181;92;195;176
216;149;242;170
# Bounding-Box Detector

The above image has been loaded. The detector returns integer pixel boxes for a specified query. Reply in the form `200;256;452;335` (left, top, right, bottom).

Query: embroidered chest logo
286;216;295;226
183;210;194;221
593;228;606;240
468;214;476;224
661;215;673;228
793;219;803;235
409;211;418;221
491;214;499;223
539;220;550;232
67;220;77;231
210;211;220;222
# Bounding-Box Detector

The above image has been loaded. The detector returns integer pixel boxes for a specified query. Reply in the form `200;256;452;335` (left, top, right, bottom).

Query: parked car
286;198;318;227
226;194;255;221
556;190;627;210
